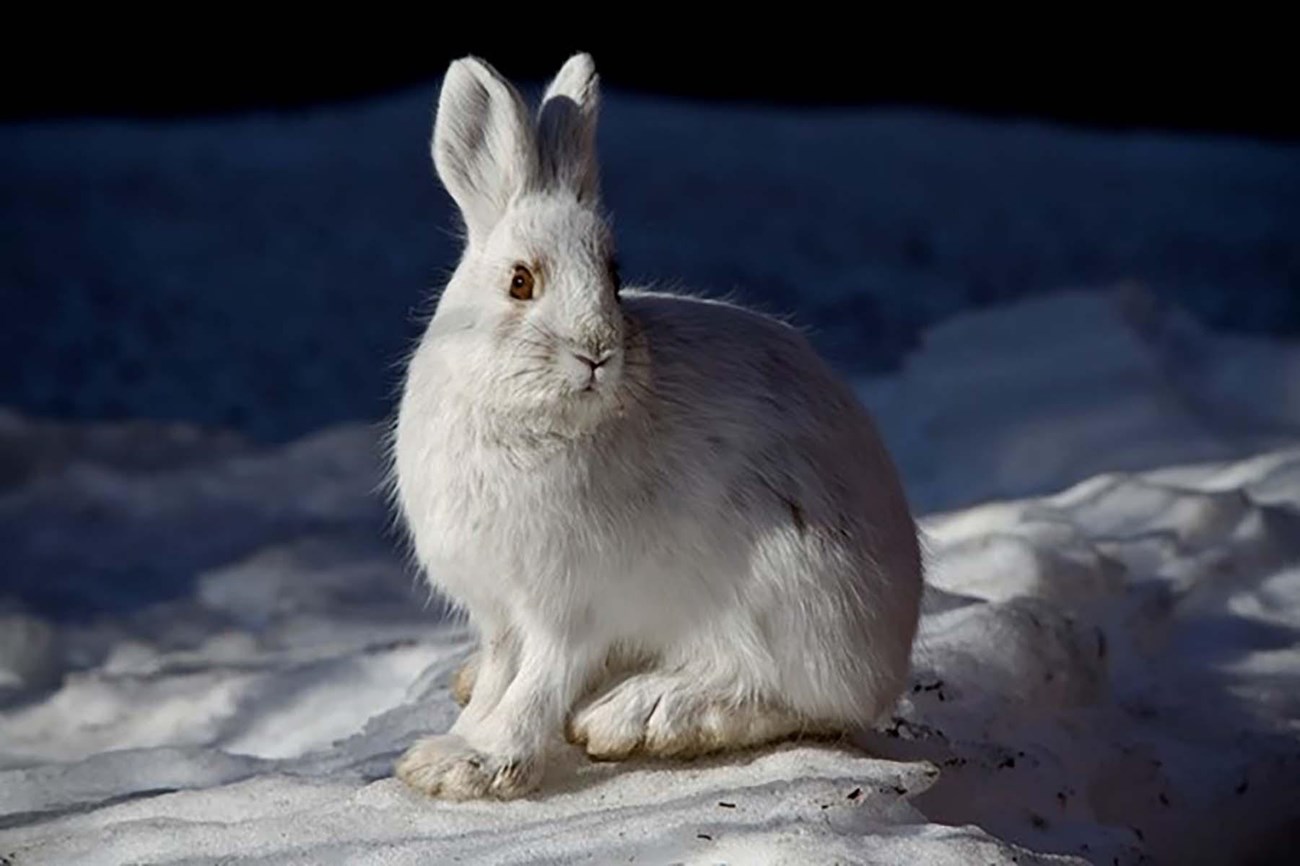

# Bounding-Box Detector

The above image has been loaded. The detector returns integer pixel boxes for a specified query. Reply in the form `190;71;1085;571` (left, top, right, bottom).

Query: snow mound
861;288;1300;511
1;453;1297;863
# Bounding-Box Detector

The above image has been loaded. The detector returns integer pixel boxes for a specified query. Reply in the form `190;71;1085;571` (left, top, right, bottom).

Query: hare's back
622;290;859;427
621;290;908;532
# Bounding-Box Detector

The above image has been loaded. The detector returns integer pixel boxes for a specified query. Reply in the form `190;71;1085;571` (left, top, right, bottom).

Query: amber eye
509;264;535;301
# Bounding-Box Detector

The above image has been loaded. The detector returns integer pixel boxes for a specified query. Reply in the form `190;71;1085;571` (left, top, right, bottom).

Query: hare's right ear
433;57;536;247
538;53;600;202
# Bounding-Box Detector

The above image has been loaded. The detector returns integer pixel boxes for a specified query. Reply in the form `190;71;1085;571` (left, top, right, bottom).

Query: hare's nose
573;350;612;371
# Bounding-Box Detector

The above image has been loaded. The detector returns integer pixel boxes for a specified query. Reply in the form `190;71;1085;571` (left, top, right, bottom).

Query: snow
862;288;1300;511
3;287;1299;863
3;87;1300;864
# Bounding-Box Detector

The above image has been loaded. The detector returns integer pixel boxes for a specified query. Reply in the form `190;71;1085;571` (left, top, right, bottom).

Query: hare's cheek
593;352;623;388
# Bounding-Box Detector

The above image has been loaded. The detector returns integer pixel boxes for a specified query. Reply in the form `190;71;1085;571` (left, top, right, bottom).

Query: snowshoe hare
393;53;922;800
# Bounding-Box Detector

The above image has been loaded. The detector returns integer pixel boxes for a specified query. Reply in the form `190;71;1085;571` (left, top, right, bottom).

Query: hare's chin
557;385;624;422
564;387;619;414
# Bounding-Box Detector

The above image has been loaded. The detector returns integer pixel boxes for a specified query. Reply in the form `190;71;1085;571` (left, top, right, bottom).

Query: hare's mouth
579;370;610;394
573;379;611;399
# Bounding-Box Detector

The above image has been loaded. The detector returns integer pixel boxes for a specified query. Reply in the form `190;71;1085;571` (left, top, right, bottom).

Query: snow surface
3;289;1300;864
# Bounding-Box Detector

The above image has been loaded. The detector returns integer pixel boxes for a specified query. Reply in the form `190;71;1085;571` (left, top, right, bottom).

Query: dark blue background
4;36;1297;440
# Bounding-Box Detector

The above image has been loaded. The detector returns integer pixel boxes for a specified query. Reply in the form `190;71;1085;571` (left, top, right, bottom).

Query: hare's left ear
538;53;601;202
433;57;536;247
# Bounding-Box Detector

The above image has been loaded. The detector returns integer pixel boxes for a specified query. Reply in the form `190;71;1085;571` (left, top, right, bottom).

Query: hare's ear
433;57;536;246
538;53;601;202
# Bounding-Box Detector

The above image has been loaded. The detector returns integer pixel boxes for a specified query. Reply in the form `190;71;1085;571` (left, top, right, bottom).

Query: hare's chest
399;437;602;573
400;432;742;637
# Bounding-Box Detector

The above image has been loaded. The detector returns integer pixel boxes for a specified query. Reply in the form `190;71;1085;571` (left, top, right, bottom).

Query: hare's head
428;54;639;433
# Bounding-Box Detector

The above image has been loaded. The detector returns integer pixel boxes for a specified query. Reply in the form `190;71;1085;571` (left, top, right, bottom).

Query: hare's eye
509;264;535;301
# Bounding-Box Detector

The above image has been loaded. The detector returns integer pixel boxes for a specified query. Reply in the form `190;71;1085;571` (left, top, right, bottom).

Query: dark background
4;32;1298;440
6;36;1297;140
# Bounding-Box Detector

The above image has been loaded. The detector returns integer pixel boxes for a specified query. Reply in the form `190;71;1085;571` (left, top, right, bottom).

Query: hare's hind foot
566;671;838;761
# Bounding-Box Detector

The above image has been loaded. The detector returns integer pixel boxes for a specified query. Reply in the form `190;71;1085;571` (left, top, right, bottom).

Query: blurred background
3;33;1297;441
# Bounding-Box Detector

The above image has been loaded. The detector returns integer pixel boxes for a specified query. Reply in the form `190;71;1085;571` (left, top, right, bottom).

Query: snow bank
860;288;1300;511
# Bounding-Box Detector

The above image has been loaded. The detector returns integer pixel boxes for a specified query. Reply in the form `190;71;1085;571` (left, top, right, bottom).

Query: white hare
393;53;922;800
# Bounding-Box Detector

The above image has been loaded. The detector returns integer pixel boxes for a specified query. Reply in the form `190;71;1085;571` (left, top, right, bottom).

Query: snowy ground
3;288;1300;864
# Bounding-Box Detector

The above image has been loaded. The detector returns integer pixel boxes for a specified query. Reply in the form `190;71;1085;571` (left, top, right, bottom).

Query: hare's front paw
395;734;539;800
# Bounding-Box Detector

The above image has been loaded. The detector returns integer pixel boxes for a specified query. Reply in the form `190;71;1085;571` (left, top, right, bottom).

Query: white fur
393;54;923;800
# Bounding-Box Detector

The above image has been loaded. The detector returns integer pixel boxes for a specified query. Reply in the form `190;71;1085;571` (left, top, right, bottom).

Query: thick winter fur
393;53;923;800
